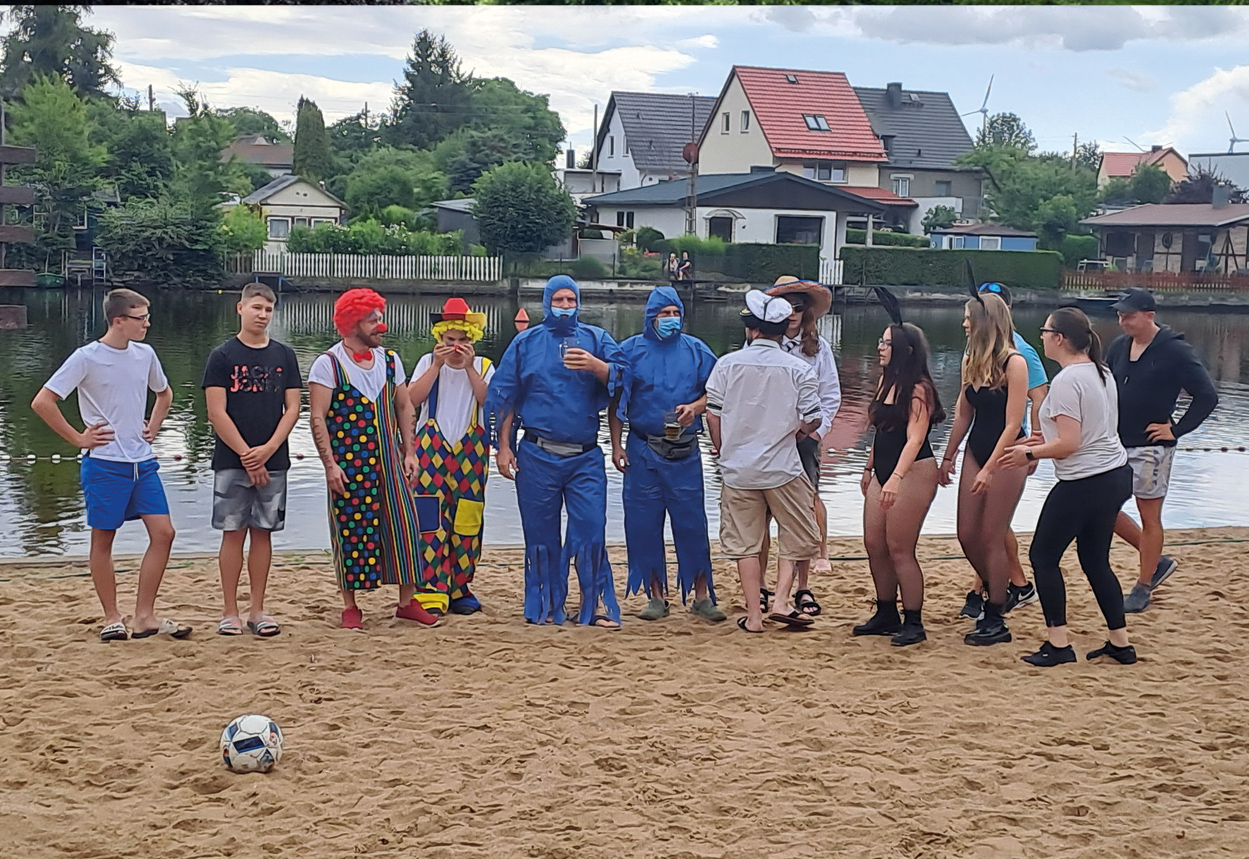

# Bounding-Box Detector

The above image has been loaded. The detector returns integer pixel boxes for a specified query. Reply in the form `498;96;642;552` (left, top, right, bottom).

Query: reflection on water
2;286;1249;557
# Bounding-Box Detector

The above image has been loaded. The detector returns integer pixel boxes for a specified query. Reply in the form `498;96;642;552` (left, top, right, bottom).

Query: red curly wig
333;288;386;337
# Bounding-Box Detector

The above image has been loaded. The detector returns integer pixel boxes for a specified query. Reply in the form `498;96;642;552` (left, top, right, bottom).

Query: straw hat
766;275;832;319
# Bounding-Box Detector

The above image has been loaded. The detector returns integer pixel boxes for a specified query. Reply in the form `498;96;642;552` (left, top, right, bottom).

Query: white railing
820;259;844;285
248;251;503;282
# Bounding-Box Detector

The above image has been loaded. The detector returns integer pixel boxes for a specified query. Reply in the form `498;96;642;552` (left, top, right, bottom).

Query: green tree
293;95;332;182
220;204;267;257
1098;176;1135;206
0;5;119;100
8;74;106;266
921;204;959;234
327;106;385;170
386;29;473;149
88;100;174;199
1034;193;1081;249
340;147;447;217
469;77;564;159
1164;165;1246;204
975;112;1036;153
1130;163;1173;204
170;86;237;210
216;106;289;142
1073;140;1102;173
96;196;224;284
473;161;575;256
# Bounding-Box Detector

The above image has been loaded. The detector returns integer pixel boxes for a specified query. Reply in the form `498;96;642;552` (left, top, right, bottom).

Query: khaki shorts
1126;445;1175;500
719;476;820;560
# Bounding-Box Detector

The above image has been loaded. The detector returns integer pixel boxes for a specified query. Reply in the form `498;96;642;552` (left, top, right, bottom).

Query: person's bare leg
976;465;1028;606
693;574;708;602
399;583;416;605
90;528;122;625
884;462;939;611
218;528;247;620
774;559;805;616
1134;497;1165;586
246;527;272;623
737;556;765;632
802;495;829;589
1005;530;1028;588
1114;511;1142;550
133;514;175;631
341;589;358;610
863;480;898;601
956;455;991;587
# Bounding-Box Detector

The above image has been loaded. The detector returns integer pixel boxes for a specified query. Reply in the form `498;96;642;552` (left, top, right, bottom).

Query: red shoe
395;600;441;628
341;607;363;630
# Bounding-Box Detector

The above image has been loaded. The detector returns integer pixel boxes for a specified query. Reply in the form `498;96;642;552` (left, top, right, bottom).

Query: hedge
1059;234;1099;268
844;228;931;248
838;246;1064;291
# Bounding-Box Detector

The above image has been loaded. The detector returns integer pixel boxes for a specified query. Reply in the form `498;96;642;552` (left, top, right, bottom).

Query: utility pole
363;101;369;126
686;93;697;236
1072;132;1078;167
592;103;599;192
148;84;155;111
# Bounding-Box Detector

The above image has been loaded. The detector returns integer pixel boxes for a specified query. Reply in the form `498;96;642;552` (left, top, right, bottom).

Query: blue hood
644;285;684;343
543;275;580;335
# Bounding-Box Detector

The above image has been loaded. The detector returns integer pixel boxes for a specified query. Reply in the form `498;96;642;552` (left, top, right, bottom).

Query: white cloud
1107;68;1157;94
1148;65;1249;153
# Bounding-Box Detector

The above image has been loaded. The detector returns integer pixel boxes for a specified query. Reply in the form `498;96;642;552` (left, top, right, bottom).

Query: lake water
3;286;1249;558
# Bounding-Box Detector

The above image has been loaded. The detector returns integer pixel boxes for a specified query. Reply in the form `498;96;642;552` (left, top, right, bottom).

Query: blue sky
76;5;1249;160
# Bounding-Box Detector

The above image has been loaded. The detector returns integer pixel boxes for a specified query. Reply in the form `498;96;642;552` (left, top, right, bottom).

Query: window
624;138;629;156
626;211;635;229
267;217;290;240
75;208;90;229
785;74;798;84
775;215;824;246
802;114;830;132
935;180;952;197
722;112;730;133
891;176;910;197
616;211;625;227
608;135;614;156
294;217;309;228
802;161;846;183
708;216;733;242
310;218;335;228
951;236;965;249
741;110;750;132
980;236;1001;251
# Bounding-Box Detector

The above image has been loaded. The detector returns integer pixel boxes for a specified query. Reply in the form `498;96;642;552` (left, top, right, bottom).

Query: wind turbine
1123;136;1146;152
1228;112;1247;154
961;75;994;135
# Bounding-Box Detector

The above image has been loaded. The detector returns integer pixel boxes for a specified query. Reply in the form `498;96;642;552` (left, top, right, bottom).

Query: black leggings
1029;464;1133;630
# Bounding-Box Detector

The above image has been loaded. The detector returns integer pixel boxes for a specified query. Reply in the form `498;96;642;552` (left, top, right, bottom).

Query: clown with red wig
308;288;441;630
406;297;495;615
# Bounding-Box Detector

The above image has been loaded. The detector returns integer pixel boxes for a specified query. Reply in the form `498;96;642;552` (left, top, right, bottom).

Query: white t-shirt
1040;361;1128;481
308;343;407;401
43;340;169;463
412;353;496;443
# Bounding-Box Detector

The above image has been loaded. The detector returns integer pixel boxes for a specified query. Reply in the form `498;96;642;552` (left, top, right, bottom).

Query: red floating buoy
514;307;530;332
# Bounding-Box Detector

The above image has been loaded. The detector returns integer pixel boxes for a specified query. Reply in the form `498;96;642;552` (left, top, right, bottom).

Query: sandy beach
3;529;1248;858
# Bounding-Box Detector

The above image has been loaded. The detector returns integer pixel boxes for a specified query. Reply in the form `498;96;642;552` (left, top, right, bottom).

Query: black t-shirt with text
201;337;303;471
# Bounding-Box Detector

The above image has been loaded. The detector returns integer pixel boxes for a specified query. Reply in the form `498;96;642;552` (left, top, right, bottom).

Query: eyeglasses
878;338;892;347
1039;327;1059;335
124;313;150;322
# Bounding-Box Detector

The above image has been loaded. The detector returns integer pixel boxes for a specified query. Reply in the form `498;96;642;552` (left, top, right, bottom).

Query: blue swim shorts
81;456;170;530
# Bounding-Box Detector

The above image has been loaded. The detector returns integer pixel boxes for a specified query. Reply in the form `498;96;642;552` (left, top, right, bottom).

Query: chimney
566;148;575;169
1151;145;1162;152
886;82;903;108
1213;182;1231;209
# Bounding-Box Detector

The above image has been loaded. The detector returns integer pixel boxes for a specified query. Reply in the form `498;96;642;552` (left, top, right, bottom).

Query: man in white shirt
31;288;190;642
705;290;822;633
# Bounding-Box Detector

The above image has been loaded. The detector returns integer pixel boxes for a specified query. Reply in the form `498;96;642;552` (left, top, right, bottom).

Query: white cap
743;289;793;324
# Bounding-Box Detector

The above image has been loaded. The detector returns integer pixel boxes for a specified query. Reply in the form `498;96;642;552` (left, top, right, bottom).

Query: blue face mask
655;317;682;338
550;306;576;318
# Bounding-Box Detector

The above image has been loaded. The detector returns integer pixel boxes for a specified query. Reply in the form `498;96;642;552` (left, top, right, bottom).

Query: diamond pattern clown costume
408;298;495;615
485;276;631;626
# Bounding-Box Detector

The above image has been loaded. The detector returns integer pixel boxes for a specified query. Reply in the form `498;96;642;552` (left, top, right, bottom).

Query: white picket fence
820;258;844;285
246;251;503;282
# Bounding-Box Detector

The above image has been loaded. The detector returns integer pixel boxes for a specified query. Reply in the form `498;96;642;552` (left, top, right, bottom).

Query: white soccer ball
220;714;283;773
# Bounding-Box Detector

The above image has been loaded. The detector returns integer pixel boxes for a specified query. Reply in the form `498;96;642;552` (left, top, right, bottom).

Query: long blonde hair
962;293;1016;389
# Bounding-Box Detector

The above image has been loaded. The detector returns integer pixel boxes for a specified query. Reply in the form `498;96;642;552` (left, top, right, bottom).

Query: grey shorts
1126;446;1175;500
212;469;288;532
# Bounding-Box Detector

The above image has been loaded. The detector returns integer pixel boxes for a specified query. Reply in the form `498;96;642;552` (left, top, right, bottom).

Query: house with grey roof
928;223;1038;252
239;175;348;252
854;82;985;232
593;91;716;190
1081;200;1249;274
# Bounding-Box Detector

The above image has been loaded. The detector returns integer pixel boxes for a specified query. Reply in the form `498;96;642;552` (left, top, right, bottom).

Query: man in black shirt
202;283;303;637
1106;288;1218;613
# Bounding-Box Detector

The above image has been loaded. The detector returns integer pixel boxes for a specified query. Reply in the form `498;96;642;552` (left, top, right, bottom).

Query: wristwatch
1025;450;1036;462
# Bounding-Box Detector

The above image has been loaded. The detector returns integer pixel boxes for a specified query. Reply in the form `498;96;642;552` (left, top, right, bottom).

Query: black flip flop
794;589;822;617
769;609;815;628
132;619;193;640
100;621;128;642
759;588;774;613
590;614;621;630
736;617;765;634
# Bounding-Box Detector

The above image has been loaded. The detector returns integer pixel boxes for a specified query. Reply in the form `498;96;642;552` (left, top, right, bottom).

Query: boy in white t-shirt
31;289;191;643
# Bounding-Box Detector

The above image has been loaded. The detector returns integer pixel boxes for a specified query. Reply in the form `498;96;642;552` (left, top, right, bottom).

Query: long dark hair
1047;307;1108;382
869;322;946;430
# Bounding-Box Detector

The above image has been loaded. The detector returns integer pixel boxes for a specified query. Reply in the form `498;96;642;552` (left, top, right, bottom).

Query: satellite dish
682;142;699;164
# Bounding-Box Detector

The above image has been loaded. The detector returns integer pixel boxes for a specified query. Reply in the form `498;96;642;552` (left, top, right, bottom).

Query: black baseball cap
1111;287;1156;313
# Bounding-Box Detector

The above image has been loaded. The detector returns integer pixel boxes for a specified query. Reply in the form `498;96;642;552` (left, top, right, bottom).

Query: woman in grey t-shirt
999;308;1135;668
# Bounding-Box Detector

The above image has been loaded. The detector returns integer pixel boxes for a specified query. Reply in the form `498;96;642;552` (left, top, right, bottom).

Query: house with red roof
695;66;916;232
221;134;294;179
1096;146;1188;188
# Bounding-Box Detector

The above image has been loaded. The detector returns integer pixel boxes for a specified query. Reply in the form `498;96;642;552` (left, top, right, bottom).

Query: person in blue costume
609;286;726;623
485;275;631;629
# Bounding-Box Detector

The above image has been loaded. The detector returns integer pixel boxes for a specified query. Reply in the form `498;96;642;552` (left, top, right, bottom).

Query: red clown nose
375;323;389;334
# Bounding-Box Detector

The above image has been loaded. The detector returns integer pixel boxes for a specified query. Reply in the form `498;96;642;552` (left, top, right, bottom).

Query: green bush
844;228;930;248
286;218;462;255
618;247;663;279
569;256;607;280
838;246;1063;291
635;226;665;253
97;197;224;284
1059;234;1099;268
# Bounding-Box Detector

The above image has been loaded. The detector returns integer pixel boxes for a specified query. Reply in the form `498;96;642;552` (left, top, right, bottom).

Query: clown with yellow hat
407;297;495;616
